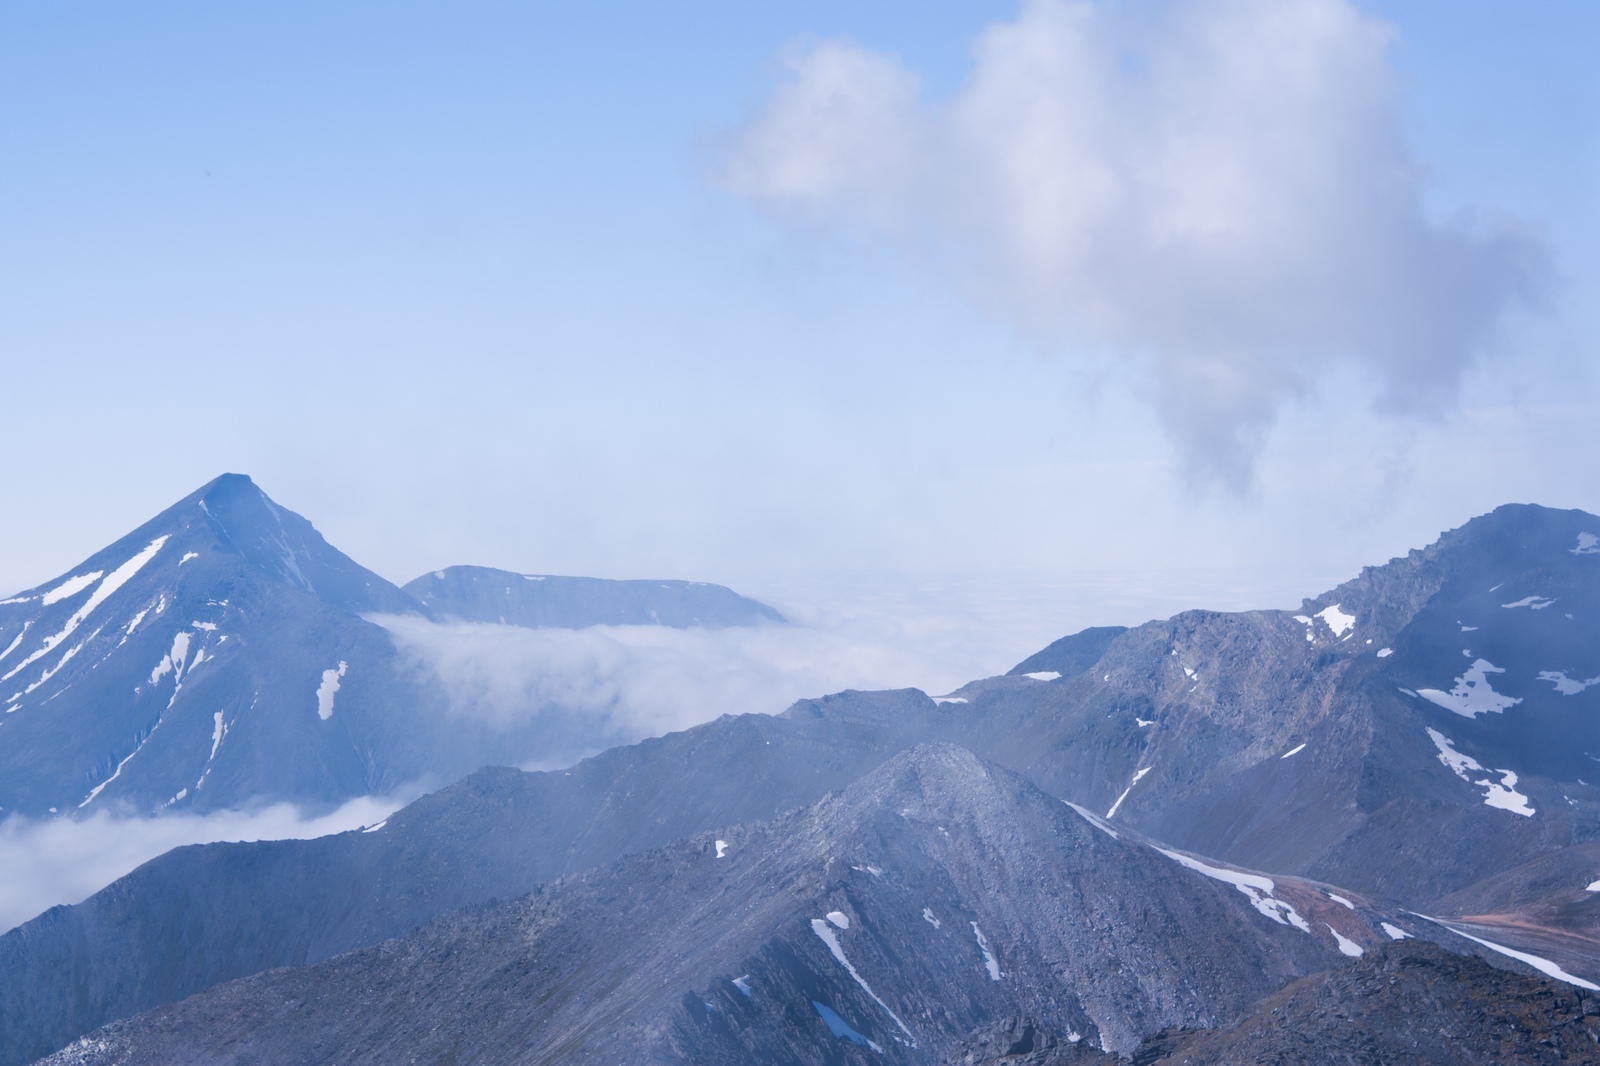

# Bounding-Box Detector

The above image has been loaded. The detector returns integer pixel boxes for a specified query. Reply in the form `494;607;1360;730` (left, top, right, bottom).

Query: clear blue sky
2;1;1595;613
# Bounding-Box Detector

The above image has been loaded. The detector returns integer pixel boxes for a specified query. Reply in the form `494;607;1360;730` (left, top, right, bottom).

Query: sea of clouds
1;564;1315;931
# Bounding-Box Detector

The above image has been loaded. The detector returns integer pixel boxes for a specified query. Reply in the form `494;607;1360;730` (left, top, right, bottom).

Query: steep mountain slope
0;691;936;1065
403;565;784;628
42;746;1426;1066
0;474;459;815
1126;940;1600;1065
901;503;1600;906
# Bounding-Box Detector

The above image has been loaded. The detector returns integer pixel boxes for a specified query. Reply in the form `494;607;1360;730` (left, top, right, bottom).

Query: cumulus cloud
0;793;405;933
724;0;1550;484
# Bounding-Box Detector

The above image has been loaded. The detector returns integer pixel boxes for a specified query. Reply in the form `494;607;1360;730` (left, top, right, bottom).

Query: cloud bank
724;0;1550;484
376;609;999;763
0;793;404;933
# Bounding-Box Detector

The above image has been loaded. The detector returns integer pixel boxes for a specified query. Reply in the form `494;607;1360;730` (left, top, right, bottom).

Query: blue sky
2;0;1595;624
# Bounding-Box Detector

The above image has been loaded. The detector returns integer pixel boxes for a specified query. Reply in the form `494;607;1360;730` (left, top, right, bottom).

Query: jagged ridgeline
0;474;786;816
6;494;1600;1063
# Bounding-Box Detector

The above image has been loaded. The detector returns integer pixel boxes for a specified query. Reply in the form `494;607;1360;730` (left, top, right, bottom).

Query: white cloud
374;609;993;757
724;0;1550;485
0;793;405;933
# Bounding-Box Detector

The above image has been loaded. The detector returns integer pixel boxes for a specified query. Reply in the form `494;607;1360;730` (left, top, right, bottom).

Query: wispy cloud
0;794;405;933
724;0;1550;486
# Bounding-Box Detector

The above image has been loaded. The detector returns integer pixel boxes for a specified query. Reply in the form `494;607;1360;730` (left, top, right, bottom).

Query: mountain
402;565;785;628
40;746;1446;1065
0;474;462;815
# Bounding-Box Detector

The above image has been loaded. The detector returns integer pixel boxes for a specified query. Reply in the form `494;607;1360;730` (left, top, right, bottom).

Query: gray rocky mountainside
944;941;1600;1065
9;502;1600;1063
404;565;784;628
41;746;1451;1066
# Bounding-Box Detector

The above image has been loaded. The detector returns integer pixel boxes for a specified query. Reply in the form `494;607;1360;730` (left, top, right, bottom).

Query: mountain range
0;474;785;817
6;481;1600;1063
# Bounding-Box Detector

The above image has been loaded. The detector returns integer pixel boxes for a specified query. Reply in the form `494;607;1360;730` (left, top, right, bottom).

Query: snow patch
1376;648;1393;658
812;1001;882;1052
1023;671;1061;681
1326;924;1364;957
1416;659;1522;718
931;696;968;705
971;922;1003;980
1317;604;1356;637
1501;595;1556;610
1538;671;1600;696
922;908;941;929
1573;533;1600;555
208;711;228;761
1155;847;1312;932
715;839;729;858
827;910;850;929
732;975;752;997
179;552;199;565
1327;893;1355;910
1586;879;1600;893
42;572;103;606
1280;743;1307;760
316;662;348;721
1381;922;1412;940
1105;766;1150;819
361;819;388;833
1426;728;1535;816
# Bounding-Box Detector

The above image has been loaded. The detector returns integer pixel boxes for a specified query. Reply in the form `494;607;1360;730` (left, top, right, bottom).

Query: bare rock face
1129;941;1600;1065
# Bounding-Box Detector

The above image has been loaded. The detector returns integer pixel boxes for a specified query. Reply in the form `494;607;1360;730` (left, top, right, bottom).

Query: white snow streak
1105;766;1151;818
1280;743;1307;760
1327;893;1355;910
1436;923;1599;990
1023;671;1061;681
810;918;917;1044
1426;728;1535;816
971;922;1003;980
1;537;168;683
1501;595;1556;610
0;624;31;665
1381;922;1413;940
922;907;941;929
42;572;103;606
1155;848;1312;932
